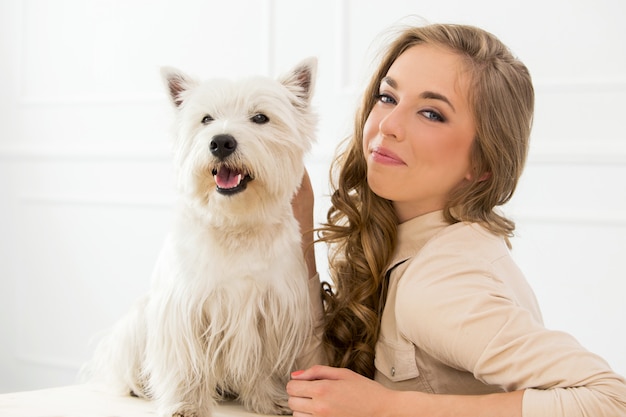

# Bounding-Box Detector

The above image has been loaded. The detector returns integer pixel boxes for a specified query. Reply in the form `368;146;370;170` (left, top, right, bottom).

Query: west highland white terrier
84;58;318;417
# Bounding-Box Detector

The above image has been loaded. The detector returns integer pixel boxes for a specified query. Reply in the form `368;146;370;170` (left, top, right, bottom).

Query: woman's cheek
362;114;377;152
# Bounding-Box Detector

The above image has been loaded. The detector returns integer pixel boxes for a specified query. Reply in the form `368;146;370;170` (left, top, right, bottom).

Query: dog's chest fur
152;206;309;390
162;207;304;287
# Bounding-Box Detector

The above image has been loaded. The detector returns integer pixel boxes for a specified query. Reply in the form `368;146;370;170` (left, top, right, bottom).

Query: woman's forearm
292;169;317;279
389;389;523;417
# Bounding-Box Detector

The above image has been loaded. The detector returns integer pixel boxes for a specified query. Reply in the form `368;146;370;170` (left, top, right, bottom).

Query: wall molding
0;144;172;161
510;209;626;227
15;352;83;372
534;78;626;94
17;0;277;105
262;0;275;75
20;193;175;210
334;0;351;91
18;93;165;106
527;139;626;165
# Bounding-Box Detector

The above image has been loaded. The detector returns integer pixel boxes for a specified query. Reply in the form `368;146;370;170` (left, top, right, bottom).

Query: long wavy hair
318;23;535;378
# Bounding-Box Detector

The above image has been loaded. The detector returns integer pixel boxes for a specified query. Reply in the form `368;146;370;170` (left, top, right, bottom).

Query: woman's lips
369;146;405;165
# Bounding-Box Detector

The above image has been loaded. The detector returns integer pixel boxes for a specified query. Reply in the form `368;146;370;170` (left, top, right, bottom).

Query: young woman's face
363;44;476;223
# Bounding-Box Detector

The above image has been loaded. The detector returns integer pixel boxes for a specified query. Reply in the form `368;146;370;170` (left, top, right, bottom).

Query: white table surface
0;384;275;417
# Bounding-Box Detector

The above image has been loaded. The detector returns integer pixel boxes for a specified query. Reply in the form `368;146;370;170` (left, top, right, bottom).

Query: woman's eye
375;93;396;105
420;109;445;122
251;113;269;124
201;115;214;124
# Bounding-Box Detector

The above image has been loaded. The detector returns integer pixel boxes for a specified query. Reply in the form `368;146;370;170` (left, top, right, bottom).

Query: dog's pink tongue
215;167;241;189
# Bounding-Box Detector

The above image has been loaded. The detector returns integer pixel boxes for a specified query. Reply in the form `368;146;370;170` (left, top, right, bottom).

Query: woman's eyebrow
381;76;397;88
420;91;456;113
381;76;456;113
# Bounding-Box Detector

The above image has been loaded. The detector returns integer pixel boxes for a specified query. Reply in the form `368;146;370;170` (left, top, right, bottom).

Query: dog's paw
172;412;197;417
243;398;291;416
170;405;202;417
274;406;293;415
129;387;150;400
271;399;293;416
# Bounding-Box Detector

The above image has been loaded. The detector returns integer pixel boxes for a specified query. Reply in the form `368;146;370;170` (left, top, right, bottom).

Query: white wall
1;0;625;393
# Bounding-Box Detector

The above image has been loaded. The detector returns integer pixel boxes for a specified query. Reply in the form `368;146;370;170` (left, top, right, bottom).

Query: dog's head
161;59;317;224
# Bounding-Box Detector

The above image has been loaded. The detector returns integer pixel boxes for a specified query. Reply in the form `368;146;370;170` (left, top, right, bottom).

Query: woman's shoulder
395;218;541;335
424;220;510;262
396;219;536;314
398;221;506;291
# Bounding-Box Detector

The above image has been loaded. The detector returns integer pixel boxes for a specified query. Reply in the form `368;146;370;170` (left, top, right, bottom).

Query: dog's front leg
238;370;291;415
143;291;215;417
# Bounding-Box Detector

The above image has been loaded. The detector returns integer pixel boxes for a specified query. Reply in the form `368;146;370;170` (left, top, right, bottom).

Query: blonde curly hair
318;23;535;378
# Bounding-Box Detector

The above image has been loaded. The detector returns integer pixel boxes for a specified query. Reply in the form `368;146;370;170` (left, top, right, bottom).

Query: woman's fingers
291;365;350;381
286;378;313;398
288;394;314;415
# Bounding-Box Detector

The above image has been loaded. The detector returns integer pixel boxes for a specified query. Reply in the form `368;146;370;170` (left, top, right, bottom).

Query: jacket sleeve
295;274;328;369
395;248;626;417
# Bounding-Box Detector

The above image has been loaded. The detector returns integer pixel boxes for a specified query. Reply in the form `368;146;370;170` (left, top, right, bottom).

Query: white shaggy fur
84;58;318;417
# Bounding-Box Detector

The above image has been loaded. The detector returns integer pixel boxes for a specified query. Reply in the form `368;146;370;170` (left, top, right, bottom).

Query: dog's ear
160;67;198;108
279;57;317;106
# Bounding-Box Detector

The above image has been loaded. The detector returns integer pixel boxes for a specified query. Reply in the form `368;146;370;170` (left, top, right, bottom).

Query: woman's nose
378;108;405;141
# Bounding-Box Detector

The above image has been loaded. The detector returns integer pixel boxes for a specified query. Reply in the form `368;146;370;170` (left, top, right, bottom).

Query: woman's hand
287;365;396;417
287;365;525;417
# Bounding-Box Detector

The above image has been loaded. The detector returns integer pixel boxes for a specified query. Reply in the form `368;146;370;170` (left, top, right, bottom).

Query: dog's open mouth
212;166;253;195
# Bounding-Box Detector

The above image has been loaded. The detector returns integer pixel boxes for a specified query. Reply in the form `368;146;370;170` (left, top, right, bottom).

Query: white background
0;0;625;393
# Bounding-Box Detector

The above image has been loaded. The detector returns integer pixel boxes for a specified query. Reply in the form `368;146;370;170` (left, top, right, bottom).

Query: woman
288;23;626;416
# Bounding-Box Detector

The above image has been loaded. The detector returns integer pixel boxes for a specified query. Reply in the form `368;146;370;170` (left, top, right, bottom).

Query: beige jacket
370;210;626;417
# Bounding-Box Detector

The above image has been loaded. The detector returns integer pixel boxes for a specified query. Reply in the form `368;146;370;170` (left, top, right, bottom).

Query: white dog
84;58;318;417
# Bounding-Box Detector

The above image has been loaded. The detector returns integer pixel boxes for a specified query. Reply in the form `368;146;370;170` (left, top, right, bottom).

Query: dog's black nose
210;134;237;159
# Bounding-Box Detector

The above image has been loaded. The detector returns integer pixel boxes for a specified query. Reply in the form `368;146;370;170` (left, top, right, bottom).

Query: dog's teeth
214;166;247;190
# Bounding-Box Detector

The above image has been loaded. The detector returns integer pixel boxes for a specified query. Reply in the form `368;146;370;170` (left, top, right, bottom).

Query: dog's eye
250;113;269;124
201;115;214;124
